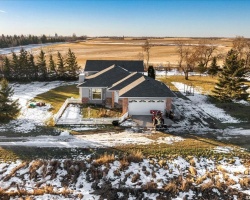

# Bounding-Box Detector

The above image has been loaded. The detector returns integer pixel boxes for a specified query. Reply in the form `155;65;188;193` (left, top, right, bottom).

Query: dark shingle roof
120;76;176;98
84;60;144;73
78;65;130;87
109;73;144;90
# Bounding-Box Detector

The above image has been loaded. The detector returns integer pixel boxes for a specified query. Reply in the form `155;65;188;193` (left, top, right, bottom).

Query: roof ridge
86;64;115;79
110;72;136;88
119;76;145;96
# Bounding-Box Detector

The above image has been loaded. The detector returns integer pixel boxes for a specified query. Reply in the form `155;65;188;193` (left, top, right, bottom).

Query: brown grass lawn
29;37;234;69
159;75;218;94
34;84;79;114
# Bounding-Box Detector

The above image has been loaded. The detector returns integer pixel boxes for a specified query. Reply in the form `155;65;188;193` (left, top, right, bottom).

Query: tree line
0;48;80;81
0;34;88;48
0;34;65;48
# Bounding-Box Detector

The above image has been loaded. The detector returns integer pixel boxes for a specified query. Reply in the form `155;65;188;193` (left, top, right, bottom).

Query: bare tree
176;41;197;80
137;52;144;61
142;39;152;69
233;36;250;68
195;39;217;69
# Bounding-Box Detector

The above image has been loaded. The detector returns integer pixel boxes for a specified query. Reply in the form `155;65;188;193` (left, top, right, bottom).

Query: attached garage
128;99;166;115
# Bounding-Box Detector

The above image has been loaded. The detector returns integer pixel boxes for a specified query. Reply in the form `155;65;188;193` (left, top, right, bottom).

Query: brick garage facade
166;98;172;112
111;92;115;108
122;98;128;114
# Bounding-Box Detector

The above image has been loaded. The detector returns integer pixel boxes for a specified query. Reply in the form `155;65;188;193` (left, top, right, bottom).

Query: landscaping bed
82;104;122;118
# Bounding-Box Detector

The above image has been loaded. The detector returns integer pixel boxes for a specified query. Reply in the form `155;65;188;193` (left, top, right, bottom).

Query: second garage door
128;99;165;115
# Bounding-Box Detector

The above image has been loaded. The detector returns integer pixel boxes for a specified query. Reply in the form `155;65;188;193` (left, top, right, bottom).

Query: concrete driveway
132;115;174;128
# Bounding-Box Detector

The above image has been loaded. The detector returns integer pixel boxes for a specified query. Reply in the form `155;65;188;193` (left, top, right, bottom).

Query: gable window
92;88;102;100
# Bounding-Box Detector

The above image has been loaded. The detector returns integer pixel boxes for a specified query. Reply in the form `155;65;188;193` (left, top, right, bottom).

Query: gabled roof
119;76;176;98
84;60;144;73
78;65;130;87
109;72;144;90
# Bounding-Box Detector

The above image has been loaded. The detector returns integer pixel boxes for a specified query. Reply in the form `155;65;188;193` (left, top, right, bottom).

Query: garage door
128;100;165;115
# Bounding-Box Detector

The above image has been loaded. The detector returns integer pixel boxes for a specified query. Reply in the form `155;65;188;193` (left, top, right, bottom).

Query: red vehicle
150;110;164;125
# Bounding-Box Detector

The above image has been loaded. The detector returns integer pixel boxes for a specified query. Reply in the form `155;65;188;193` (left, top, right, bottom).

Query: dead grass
159;75;218;95
94;153;115;166
4;162;27;181
164;181;178;193
189;166;197;176
82;104;122;118
127;149;143;163
201;180;213;191
119;157;130;170
239;177;250;189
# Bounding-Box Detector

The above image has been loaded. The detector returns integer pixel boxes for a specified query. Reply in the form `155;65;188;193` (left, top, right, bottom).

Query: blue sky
0;0;250;37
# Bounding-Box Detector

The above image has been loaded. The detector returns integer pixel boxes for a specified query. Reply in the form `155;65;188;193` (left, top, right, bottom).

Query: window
92;88;102;100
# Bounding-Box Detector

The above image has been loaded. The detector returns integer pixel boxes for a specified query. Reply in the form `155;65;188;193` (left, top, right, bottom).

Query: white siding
128;99;165;115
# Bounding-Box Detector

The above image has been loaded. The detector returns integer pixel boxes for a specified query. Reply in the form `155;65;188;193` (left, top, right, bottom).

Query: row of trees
0;48;80;81
0;34;65;48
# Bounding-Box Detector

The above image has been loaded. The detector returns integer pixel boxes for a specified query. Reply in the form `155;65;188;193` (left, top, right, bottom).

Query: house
78;64;176;116
84;60;144;76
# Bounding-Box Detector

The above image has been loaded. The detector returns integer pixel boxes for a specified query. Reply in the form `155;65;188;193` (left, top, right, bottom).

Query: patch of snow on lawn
213;146;234;154
60;130;70;136
0;131;154;148
223;128;250;136
233;99;250;105
58;104;81;124
157;136;184;144
172;82;240;124
1;81;75;133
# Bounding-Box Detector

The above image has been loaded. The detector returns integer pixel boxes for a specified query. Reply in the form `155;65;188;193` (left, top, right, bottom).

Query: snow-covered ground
0;131;184;147
0;155;249;199
1;81;75;133
168;82;250;136
0;42;65;55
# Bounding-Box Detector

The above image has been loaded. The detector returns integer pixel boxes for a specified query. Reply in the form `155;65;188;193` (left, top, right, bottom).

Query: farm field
27;37;234;68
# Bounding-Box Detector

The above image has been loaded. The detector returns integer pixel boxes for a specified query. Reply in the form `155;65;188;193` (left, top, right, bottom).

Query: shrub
94;153;115;166
127;150;143;163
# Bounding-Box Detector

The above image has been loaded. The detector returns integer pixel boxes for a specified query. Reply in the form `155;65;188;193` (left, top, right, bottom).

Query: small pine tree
11;52;19;80
19;48;29;81
65;48;79;80
56;51;65;79
37;50;47;81
0;78;20;121
147;65;155;79
48;54;57;80
3;57;11;79
213;49;249;102
28;54;38;81
208;57;220;77
196;62;206;76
